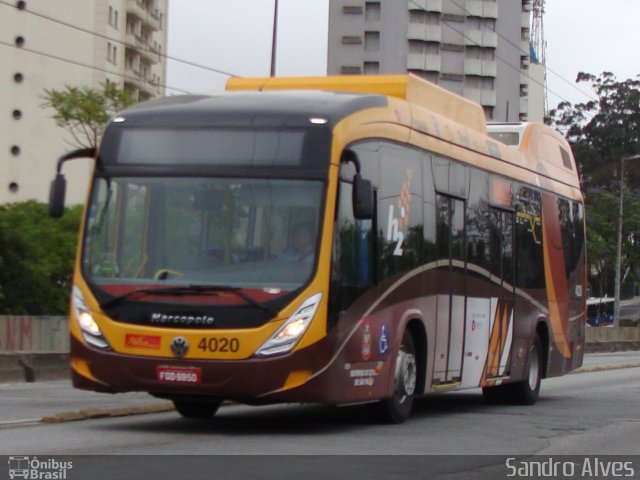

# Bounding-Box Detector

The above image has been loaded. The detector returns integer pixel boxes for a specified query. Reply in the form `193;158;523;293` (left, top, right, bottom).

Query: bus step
432;381;462;391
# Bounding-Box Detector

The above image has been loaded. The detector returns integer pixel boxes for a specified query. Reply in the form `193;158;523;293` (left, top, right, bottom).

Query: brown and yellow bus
49;75;586;423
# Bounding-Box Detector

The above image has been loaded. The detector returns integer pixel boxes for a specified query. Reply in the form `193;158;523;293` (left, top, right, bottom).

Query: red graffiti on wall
3;317;34;351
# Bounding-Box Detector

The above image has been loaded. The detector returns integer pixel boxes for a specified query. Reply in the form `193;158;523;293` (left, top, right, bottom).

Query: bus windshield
83;176;324;301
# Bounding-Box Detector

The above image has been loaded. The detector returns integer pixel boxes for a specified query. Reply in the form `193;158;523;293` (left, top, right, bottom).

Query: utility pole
614;153;640;326
270;0;279;77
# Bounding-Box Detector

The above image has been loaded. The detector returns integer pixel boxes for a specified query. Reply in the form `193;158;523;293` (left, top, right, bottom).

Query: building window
343;6;363;14
364;62;379;74
440;73;464;82
107;42;117;64
442;13;465;22
442;43;464;52
341;66;362;74
341;36;362;45
364;31;380;52
109;7;119;29
365;2;381;21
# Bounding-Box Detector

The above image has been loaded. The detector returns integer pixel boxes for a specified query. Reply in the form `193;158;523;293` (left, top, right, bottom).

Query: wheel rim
395;346;417;403
528;345;540;391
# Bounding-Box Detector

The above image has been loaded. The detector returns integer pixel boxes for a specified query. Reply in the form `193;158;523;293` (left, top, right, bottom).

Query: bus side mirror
48;174;67;218
48;147;97;218
353;174;374;220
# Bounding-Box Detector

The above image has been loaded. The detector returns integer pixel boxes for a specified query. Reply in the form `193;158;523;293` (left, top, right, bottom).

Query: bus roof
227;75;580;192
227;74;487;134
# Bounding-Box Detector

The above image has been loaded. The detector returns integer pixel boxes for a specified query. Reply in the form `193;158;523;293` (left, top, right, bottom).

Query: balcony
408;0;443;12
126;0;161;32
407;53;442;72
466;0;482;17
464;59;496;77
125;36;158;66
407;23;442;42
463;87;496;107
126;0;146;21
466;0;498;18
464;30;498;48
124;65;155;99
465;58;482;76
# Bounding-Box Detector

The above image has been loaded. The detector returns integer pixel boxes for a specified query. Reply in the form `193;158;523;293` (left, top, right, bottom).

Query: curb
40;402;175;424
571;362;640;375
584;341;640;353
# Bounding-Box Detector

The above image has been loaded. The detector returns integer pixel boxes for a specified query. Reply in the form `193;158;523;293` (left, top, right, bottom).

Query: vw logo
170;336;189;358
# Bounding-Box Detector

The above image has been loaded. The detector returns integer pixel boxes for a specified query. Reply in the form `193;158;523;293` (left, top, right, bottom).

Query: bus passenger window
331;180;374;322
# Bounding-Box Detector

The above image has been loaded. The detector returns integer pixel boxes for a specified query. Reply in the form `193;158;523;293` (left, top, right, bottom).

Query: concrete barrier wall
0;316;69;353
1;315;638;353
0;316;637;382
585;326;640;343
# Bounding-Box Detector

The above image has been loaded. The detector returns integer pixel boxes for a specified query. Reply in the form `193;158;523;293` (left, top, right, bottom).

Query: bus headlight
255;293;322;357
73;286;111;350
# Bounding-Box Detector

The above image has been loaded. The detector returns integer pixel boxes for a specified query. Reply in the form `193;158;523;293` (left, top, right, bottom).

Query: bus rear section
50;74;586;423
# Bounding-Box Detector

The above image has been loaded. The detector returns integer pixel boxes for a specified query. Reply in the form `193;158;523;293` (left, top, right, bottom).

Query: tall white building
328;0;542;122
1;0;168;205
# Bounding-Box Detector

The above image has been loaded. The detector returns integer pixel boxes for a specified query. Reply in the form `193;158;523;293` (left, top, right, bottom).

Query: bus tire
481;383;508;404
509;334;543;405
173;399;221;418
377;330;417;424
482;334;543;405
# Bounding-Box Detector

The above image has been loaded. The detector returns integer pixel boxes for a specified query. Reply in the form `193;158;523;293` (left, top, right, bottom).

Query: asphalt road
1;353;639;479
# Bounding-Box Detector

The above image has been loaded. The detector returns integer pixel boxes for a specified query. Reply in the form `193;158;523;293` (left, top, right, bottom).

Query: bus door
485;207;515;380
433;194;466;384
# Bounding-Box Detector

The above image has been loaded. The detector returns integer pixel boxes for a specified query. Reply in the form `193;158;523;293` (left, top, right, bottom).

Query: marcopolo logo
8;456;72;479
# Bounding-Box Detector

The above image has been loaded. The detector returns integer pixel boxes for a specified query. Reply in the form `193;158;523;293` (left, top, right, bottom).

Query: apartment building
328;0;539;122
1;0;168;205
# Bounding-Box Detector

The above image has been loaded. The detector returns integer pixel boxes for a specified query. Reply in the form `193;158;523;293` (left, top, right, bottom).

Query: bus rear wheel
376;330;417;424
509;334;542;405
482;334;542;405
173;399;221;418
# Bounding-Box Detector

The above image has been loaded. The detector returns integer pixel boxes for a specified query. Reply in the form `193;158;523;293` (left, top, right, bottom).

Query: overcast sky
166;0;640;110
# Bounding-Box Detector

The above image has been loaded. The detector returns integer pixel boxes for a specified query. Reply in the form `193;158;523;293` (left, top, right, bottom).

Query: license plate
156;366;202;384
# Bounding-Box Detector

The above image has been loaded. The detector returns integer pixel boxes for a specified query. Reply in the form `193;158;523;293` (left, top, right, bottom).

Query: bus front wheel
173;399;221;418
376;330;417;424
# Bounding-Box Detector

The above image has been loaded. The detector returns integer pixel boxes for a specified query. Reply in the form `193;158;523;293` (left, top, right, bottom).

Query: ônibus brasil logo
8;456;72;479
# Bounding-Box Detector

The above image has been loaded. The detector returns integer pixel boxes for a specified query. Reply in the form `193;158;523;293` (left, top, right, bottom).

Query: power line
408;0;597;108
0;0;240;82
446;0;597;104
0;40;192;95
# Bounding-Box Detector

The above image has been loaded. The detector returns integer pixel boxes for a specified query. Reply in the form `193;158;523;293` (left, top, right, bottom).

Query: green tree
548;72;640;189
0;202;82;314
548;72;640;297
41;82;133;149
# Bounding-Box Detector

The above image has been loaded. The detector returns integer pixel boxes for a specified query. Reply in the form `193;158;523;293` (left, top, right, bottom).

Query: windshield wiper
100;284;275;316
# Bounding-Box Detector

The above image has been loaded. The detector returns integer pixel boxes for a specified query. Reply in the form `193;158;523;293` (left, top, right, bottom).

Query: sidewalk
0;379;172;425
